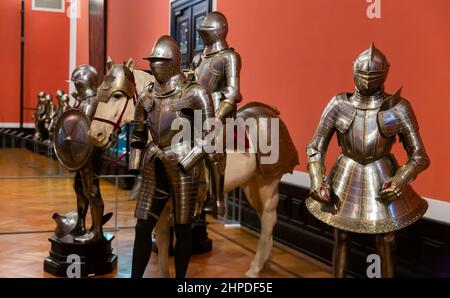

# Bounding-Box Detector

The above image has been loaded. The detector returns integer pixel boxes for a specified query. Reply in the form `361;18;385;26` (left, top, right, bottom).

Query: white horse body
90;63;284;277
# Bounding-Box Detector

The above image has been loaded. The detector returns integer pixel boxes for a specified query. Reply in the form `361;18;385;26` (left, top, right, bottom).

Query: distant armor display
49;90;71;142
44;94;55;133
306;44;430;277
33;91;47;140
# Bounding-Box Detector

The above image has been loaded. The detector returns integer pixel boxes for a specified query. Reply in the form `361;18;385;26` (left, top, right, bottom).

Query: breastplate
195;54;225;94
338;108;395;165
147;92;191;149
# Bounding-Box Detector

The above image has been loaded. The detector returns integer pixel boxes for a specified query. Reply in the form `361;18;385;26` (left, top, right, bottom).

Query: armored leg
206;153;225;217
72;171;89;236
333;229;351;278
375;232;396;278
131;158;171;278
87;185;104;241
131;194;170;278
74;163;104;243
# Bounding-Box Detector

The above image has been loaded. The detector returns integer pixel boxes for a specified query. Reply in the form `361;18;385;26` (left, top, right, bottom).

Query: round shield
54;108;93;171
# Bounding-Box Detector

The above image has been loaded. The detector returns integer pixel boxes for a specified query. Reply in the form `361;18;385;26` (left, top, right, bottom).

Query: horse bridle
92;90;138;148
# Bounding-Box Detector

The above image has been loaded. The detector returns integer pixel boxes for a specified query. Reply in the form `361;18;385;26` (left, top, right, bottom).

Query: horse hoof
244;268;260;278
157;272;170;278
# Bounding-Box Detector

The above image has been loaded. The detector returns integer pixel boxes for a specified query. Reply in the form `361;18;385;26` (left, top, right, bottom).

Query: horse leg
155;202;171;278
243;174;281;278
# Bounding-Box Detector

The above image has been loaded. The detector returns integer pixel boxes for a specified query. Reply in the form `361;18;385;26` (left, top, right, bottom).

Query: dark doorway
89;0;107;81
171;0;212;69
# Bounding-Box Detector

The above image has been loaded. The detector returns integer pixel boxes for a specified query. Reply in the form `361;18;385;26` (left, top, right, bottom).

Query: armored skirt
135;143;205;224
306;92;429;234
306;154;428;234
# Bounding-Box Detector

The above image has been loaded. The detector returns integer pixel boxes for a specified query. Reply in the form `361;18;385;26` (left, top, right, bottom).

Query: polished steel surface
53;211;78;239
192;12;242;119
144;35;182;85
236;102;299;177
306;45;430;235
70;64;98;100
353;43;389;96
53;109;93;172
98;63;135;104
132;36;215;224
189;12;242;213
197;11;229;56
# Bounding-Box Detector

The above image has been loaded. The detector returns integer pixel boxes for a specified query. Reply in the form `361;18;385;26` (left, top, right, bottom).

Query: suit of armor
69;65;105;243
306;44;430;277
34;91;46;140
189;11;242;215
129;36;215;278
44;94;55;132
49;90;71;142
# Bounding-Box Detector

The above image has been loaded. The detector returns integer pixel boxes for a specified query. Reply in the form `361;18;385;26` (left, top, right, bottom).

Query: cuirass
338;108;395;165
147;92;193;149
195;53;226;94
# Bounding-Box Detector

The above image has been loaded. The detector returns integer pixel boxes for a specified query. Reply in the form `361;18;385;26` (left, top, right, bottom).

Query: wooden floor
0;148;332;278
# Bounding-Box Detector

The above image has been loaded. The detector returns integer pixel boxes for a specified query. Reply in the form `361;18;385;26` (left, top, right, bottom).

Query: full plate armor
49;90;71;142
43;94;55;136
129;35;215;278
306;44;430;277
189;11;242;215
33;91;47;140
68;65;105;243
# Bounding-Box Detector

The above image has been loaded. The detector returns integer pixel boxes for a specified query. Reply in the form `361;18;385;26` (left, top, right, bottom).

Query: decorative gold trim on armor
306;198;428;234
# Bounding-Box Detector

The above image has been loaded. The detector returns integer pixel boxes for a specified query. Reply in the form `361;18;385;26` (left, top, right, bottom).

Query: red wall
217;0;450;201
23;0;70;123
107;0;169;69
0;1;22;124
0;0;70;124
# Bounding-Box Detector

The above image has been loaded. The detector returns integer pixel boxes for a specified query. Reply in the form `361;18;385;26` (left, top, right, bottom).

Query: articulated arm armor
129;87;150;173
192;50;242;122
214;51;242;121
378;99;430;188
178;85;216;173
307;96;346;191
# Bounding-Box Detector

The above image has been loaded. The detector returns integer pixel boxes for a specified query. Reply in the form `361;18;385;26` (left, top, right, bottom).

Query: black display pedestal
44;232;117;277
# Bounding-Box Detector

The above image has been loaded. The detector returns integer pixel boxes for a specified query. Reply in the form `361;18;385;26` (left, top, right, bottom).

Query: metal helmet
144;35;182;82
70;65;98;99
98;63;136;102
45;94;53;102
197;11;228;46
59;94;70;109
353;43;390;95
56;90;65;99
37;91;46;104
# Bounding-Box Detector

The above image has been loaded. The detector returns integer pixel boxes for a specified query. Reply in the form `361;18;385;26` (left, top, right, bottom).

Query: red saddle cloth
224;123;251;152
